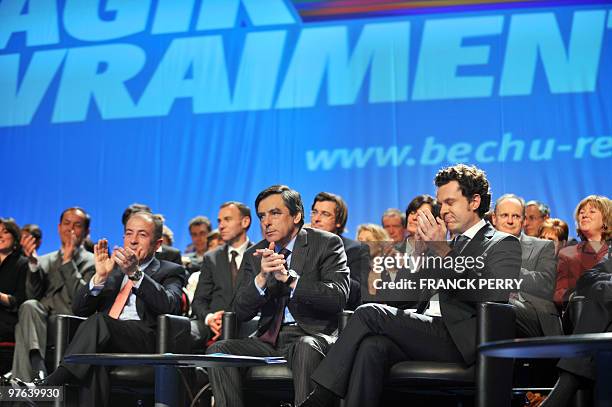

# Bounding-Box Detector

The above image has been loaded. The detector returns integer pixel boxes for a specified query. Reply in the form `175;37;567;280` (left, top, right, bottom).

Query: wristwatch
128;268;143;281
285;269;298;286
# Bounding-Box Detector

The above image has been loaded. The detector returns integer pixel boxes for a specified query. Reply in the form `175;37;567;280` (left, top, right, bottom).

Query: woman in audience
553;195;611;307
0;218;28;342
538;218;569;256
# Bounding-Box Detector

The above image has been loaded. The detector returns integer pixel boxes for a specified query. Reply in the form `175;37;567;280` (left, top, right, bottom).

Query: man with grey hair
492;194;561;337
523;200;551;237
381;208;406;243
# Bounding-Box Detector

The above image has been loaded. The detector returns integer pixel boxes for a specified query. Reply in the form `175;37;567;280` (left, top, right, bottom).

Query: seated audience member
38;211;187;407
310;192;369;310
300;164;521;407
0;219;28;341
554;195;611;307
540;256;612;407
190;202;252;349
121;204;183;265
491;194;561;337
524;200;551;237
206;185;350;407
206;229;224;252
356;224;393;296
538;218;569;256
162;225;175;247
381;208;406;243
21;224;42;251
183;216;212;274
12;207;95;382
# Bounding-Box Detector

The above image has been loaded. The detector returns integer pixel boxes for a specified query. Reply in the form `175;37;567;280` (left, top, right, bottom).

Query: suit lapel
288;228;308;276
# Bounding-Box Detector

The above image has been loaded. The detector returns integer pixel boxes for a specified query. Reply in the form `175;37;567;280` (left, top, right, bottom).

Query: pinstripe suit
206;227;350;407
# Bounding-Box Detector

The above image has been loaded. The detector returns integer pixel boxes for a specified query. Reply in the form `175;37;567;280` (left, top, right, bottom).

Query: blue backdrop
1;0;610;253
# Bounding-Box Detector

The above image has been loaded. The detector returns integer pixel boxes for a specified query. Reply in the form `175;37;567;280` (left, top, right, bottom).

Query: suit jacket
417;222;521;365
514;234;562;336
340;236;370;310
191;241;254;322
26;247;95;315
72;258;187;327
234;227;350;343
156;245;183;265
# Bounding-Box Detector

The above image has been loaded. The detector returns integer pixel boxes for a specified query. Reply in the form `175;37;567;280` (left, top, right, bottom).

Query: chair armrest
156;314;191;354
339;311;353;334
476;302;516;407
53;314;87;369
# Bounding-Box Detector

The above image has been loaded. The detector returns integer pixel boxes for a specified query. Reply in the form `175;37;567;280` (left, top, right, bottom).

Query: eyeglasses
310;210;334;220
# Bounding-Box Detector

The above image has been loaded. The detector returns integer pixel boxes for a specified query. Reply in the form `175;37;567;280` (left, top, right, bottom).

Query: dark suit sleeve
191;255;215;321
25;264;47;300
72;281;104;317
136;265;187;315
6;257;28;310
519;240;557;300
576;258;612;300
292;234;350;314
346;242;370;309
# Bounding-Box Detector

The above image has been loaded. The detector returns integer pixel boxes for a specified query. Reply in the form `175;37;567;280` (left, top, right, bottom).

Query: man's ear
241;216;251;229
154;238;163;251
293;211;303;225
491;213;497;226
471;194;482;212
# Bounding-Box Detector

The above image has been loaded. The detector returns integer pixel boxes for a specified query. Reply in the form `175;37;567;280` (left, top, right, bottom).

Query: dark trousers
311;303;464;407
206;325;330;407
61;313;156;407
557;297;612;380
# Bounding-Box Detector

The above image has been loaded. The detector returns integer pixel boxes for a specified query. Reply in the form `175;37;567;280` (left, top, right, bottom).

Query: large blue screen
1;0;610;253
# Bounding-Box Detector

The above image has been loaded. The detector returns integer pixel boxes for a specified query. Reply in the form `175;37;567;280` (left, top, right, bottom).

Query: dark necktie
258;248;291;347
451;234;469;254
229;250;239;286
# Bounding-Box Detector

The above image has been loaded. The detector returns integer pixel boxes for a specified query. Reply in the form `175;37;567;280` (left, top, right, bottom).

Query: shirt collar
229;239;250;255
276;234;297;254
461;218;487;240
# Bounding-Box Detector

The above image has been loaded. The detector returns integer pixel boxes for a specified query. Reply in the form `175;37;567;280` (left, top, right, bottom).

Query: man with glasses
310;192;369;310
492;194;561;337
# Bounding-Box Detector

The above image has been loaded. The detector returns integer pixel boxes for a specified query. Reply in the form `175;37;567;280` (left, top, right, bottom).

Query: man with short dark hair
12;207;95;382
492;194;561;337
206;185;350;407
191;202;253;348
301;164;521;407
39;211;187;407
310;192;369;310
184;215;212;273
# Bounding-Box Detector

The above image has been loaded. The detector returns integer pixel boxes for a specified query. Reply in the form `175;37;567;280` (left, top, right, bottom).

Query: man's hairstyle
312;192;348;235
405;195;439;219
525;200;551;218
494;194;526;216
574;195;611;241
188;216;212;232
162;225;174;245
60;207;91;230
22;224;42;243
0;218;21;253
220;201;252;231
434;164;491;218
125;211;163;242
255;185;304;228
381;208;406;228
539;218;569;242
121;203;152;226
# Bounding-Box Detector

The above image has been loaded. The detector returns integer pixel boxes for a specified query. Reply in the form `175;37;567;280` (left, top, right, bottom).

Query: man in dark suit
12;207;95;382
540;255;611;406
191;201;253;348
492;193;562;337
310;192;369;310
301;164;522;407
206;185;350;407
39;211;187;407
